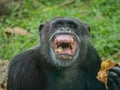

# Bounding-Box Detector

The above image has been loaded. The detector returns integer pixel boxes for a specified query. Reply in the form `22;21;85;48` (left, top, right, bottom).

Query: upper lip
51;33;78;42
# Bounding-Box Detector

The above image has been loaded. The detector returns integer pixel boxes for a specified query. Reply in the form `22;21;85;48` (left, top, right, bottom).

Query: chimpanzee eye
55;21;63;28
56;24;62;28
67;22;77;29
70;24;77;30
70;24;75;29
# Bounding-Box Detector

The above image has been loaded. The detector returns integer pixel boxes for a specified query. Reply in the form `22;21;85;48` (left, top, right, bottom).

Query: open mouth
51;34;78;60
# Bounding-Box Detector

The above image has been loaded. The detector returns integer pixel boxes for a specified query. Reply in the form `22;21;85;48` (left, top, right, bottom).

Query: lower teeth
55;47;62;53
58;55;72;60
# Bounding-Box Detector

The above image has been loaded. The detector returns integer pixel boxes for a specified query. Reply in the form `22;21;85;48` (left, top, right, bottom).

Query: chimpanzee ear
85;24;91;32
39;24;44;32
87;25;91;32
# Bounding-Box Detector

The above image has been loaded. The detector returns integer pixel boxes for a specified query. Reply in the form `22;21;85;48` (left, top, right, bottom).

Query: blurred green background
0;0;120;61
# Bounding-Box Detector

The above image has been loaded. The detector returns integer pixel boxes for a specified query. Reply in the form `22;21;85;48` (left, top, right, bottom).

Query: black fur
7;17;120;90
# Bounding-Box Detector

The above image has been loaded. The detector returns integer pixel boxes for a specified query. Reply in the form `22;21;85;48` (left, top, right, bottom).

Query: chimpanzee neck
44;62;79;81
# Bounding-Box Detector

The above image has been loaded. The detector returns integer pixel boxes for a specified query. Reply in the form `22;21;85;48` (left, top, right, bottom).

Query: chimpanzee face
39;17;90;67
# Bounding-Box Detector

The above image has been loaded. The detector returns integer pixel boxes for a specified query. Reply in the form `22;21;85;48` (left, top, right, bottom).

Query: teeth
55;47;63;53
58;55;72;60
63;56;68;60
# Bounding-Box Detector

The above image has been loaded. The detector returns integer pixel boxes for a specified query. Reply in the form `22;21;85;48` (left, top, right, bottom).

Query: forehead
50;17;82;25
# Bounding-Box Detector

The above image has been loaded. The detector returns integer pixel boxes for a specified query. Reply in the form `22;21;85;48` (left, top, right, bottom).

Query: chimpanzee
7;17;120;90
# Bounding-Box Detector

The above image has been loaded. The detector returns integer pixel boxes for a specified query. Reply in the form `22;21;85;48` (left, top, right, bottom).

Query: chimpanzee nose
59;27;71;32
66;27;70;31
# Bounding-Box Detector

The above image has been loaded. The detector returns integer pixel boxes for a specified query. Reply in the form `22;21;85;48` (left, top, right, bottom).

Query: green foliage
0;0;120;61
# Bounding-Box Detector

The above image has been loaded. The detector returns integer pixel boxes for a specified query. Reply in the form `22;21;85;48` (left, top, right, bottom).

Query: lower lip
57;54;73;60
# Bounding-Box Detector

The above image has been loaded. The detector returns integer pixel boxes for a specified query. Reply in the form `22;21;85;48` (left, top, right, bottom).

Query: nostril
59;27;71;31
60;27;64;31
67;29;69;31
66;27;70;31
